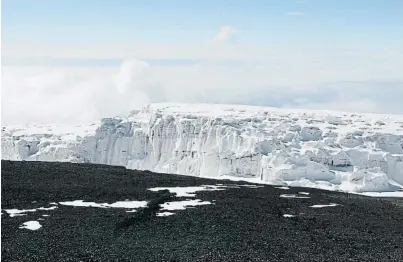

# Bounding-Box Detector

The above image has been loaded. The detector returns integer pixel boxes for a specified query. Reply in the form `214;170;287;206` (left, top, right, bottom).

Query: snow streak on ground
156;212;175;217
19;221;42;230
280;194;311;199
1;181;354;232
149;186;226;197
4;207;56;217
310;204;340;208
160;200;213;211
149;184;263;197
358;191;403;197
59;200;148;209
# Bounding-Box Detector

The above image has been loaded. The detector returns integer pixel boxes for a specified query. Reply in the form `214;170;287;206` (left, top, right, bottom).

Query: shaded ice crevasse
2;103;403;193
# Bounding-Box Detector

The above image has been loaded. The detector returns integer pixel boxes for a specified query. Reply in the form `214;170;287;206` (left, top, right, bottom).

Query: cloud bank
1;60;161;125
2;57;403;126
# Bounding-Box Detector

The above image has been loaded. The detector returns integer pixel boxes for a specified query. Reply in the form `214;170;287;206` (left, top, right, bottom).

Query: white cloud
1;60;162;125
3;42;403;64
2;58;403;126
212;26;237;43
2;38;403;125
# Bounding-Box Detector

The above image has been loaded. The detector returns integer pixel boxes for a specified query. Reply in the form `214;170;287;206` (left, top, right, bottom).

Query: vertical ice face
2;103;403;192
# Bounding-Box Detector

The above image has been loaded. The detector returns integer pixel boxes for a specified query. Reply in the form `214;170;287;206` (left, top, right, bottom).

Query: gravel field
1;160;403;261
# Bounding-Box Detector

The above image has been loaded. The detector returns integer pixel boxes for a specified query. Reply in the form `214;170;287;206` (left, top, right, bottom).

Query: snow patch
160;199;213;211
357;191;403;198
149;184;263;197
279;194;310;199
310;203;340;208
283;214;295;218
156;212;175;217
19;221;42;230
59;200;148;209
275;186;290;190
37;206;58;211
149;185;225;197
4;209;37;217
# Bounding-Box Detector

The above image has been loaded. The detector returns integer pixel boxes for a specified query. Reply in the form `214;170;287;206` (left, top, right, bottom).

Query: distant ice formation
2;103;403;194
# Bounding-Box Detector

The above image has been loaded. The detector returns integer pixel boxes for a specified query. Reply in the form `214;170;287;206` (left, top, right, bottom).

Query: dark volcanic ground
1;160;403;262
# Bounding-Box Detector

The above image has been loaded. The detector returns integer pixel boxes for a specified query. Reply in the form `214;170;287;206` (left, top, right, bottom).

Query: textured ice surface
2;102;403;194
19;221;42;230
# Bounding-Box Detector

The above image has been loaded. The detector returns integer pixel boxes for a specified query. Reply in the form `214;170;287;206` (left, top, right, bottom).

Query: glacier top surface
146;102;403;119
3;103;403;137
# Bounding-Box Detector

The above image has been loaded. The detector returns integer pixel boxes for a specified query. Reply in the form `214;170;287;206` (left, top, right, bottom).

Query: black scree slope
1;160;403;262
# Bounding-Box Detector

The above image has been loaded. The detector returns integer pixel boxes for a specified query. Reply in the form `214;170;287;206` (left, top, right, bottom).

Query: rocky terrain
1;160;403;261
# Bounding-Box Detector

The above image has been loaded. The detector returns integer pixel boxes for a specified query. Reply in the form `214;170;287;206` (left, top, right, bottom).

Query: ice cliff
2;103;403;193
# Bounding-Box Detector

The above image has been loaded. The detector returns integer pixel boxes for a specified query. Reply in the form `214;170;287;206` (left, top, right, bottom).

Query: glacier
2;103;403;194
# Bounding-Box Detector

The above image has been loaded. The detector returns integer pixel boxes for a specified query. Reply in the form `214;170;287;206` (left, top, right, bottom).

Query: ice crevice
2;103;403;194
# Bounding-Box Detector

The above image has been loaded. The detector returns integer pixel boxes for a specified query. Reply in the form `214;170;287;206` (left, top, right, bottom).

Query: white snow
3;206;57;217
19;221;42;230
160;199;213;211
280;194;310;199
59;200;109;208
156;212;175;217
149;185;226;197
356;191;403;197
239;185;264;188
283;214;295;218
37;206;58;211
275;186;290;190
4;209;38;217
59;200;148;209
2;102;403;195
148;184;262;197
105;201;148;209
299;192;310;195
310;203;340;208
9;214;27;217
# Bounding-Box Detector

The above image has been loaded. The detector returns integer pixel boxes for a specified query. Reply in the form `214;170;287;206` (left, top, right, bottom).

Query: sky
2;0;403;124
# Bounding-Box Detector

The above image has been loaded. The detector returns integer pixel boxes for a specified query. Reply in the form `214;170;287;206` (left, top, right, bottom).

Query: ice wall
2;103;403;193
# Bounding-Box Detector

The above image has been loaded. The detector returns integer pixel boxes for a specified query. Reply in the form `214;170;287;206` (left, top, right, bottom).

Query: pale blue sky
3;0;403;46
2;0;403;124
